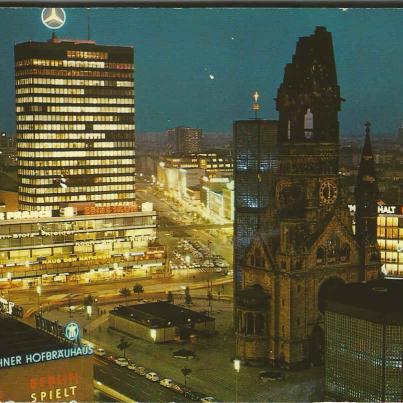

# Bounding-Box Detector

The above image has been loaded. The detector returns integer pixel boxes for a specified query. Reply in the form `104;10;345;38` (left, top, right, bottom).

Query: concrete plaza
44;297;325;402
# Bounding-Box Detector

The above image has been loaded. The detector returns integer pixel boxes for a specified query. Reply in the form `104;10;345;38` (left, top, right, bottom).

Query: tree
167;291;174;303
117;337;131;358
181;367;192;387
184;286;192;305
83;294;94;307
207;290;213;314
133;283;144;301
119;287;131;305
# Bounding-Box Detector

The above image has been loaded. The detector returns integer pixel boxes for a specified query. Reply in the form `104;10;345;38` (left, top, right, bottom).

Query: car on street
134;366;146;375
106;354;116;362
115;357;129;367
184;390;202;401
94;348;106;356
259;370;284;381
200;397;216;403
127;362;136;370
146;372;160;382
172;349;196;359
171;384;184;394
160;378;174;388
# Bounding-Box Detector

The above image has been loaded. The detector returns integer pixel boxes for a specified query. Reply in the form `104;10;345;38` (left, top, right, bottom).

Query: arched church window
370;251;379;262
239;312;245;334
255;249;264;268
340;243;350;262
316;247;325;264
327;236;340;262
304;108;314;140
246;313;254;335
250;254;255;266
255;313;265;335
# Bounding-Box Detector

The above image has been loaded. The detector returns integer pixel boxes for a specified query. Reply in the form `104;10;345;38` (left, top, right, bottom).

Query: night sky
1;7;403;135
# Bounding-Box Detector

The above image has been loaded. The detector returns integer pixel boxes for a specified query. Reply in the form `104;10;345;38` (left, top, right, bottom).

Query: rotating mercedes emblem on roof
41;8;66;30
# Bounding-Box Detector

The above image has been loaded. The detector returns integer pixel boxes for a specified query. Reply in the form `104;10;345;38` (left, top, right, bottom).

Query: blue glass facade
233;119;278;292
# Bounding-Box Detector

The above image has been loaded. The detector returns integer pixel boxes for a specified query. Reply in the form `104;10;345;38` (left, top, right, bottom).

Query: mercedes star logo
41;8;66;30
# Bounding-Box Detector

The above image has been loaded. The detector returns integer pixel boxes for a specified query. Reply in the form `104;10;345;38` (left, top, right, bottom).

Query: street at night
1;6;403;403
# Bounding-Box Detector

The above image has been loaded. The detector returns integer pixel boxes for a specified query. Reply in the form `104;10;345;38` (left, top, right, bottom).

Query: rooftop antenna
87;9;91;40
251;91;260;119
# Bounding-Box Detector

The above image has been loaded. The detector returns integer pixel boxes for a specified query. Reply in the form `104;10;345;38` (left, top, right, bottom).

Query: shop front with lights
348;204;403;277
0;210;166;286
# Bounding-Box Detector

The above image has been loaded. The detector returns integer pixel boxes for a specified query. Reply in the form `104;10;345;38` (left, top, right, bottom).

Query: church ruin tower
235;27;379;369
354;122;381;280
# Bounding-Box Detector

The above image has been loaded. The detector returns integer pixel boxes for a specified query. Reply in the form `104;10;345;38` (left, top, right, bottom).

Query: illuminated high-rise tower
15;35;135;212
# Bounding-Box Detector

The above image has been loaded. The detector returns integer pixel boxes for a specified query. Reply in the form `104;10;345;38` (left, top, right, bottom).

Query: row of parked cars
94;347;216;402
170;239;229;272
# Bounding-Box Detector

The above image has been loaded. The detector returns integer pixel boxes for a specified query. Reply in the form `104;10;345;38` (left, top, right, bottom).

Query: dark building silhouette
233;119;278;294
234;27;381;368
355;122;381;279
325;280;403;402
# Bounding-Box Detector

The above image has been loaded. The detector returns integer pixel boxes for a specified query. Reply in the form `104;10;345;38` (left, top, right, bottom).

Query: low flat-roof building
325;280;403;402
0;315;93;402
109;301;215;343
0;204;166;287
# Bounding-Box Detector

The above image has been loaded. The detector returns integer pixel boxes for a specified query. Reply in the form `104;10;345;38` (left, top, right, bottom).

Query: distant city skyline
1;7;403;135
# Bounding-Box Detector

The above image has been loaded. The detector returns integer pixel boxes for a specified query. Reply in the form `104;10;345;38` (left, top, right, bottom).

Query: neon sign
41;8;66;30
64;322;80;341
0;345;93;369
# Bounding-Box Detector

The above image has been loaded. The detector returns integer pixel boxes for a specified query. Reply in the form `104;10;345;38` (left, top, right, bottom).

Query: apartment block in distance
168;126;202;154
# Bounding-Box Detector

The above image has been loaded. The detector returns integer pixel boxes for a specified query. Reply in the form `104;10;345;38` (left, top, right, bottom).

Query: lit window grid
16;87;133;96
352;215;403;277
18;192;136;206
0;213;158;272
16;78;133;87
16;96;134;105
325;310;403;402
16;58;133;69
16;114;132;122
20;176;134;186
19;167;135;176
16;106;134;114
16;70;132;81
18;158;135;167
15;45;135;211
18;141;134;149
18;149;135;158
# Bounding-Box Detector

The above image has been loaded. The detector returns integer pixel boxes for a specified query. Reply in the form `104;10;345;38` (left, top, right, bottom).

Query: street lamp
233;357;241;403
36;285;42;313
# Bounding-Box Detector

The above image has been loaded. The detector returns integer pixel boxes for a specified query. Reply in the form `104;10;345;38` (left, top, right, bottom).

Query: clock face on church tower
319;179;338;205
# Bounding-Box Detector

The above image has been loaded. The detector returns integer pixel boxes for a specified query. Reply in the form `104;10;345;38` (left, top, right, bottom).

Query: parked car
127;362;136;370
259;370;284;381
115;357;129;367
145;372;160;382
94;348;106;356
160;378;174;388
200;397;216;403
171;384;184;394
184;390;202;401
172;349;196;359
134;366;146;375
106;354;116;362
